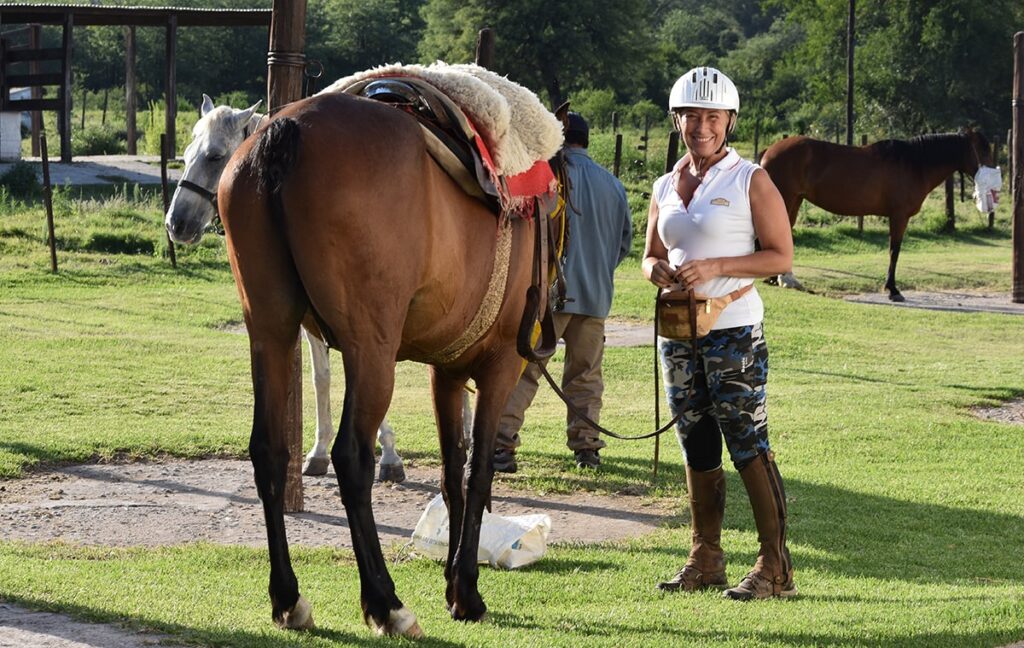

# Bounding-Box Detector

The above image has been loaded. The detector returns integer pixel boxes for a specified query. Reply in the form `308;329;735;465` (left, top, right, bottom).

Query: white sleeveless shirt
652;148;764;330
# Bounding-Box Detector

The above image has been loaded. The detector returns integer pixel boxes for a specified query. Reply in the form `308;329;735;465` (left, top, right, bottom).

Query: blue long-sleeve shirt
559;146;633;318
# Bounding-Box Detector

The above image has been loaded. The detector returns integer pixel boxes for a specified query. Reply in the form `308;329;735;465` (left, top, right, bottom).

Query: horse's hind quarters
370;607;423;638
275;594;315;630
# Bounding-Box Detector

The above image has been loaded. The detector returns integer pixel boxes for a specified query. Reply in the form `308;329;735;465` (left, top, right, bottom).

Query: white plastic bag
411;493;552;569
973;166;1002;213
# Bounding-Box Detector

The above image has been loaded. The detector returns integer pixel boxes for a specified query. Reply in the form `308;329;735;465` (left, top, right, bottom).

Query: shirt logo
710;197;730;206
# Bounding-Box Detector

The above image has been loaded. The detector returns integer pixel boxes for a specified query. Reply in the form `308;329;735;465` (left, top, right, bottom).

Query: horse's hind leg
301;328;334;476
447;357;520;622
885;215;911;302
777;193;806;291
376;420;405;483
430;368;469;608
249;329;314;630
331;352;421;638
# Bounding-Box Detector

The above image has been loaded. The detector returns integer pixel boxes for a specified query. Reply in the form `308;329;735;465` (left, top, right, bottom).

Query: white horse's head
165;93;261;244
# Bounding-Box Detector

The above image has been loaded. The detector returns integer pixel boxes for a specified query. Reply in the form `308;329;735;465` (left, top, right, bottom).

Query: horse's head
959;127;994;176
165;93;261;244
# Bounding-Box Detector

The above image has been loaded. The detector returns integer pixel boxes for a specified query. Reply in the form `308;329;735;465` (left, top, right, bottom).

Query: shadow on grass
645;474;1024;587
1;593;466;648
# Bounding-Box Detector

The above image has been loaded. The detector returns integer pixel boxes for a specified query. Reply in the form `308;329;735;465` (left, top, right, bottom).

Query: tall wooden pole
60;13;72;162
125;26;137;155
475;28;494;69
29;24;40;156
1012;32;1023;303
268;0;307;512
164;15;178;158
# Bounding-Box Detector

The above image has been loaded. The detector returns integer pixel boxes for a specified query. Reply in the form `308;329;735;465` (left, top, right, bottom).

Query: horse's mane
869;133;968;166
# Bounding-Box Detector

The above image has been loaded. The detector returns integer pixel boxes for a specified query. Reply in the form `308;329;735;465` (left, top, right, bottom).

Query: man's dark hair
565;111;589;148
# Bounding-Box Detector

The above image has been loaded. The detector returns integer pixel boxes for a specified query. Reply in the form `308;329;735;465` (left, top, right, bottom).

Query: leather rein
532;290;698;442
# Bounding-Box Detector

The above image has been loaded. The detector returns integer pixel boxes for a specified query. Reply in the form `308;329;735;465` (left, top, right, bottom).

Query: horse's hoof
778;273;806;291
888;293;906;303
302;456;330;476
370;606;423;638
276;595;315;630
449;599;487;622
378;462;406;483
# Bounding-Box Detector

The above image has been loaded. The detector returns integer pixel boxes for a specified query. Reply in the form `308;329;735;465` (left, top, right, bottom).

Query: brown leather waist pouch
656;284;753;340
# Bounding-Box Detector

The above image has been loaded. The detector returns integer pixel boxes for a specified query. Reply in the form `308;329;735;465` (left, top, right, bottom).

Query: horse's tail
241;116;302;216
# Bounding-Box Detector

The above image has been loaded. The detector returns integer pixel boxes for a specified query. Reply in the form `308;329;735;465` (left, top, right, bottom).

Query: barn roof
0;3;271;27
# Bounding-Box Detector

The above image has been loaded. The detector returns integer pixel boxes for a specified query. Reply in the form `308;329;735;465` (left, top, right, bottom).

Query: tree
418;0;651;108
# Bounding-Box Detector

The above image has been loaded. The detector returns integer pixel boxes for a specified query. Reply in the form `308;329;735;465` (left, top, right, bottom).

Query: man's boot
657;465;727;592
723;451;797;600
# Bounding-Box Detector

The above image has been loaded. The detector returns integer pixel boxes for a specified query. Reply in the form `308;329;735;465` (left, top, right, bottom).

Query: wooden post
164;15;178;158
29;24;40;157
102;87;108;126
945;175;955;232
612;111;619;132
1012;32;1023;303
60;13;73;162
665;130;679;173
160;134;177;269
125;26;136;154
613;132;622;177
474;28;494;69
1010;128;1015;198
80;86;86;130
268;0;308;512
41;133;57;273
846;0;855;147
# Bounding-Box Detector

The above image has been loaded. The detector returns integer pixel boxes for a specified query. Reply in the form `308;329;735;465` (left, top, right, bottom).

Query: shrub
214;90;259;109
84;231;155;255
72;125;126;156
568;88;620;130
0;161;40;197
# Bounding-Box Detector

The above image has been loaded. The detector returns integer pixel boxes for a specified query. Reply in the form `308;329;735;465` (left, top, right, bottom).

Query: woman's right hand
644;257;677;289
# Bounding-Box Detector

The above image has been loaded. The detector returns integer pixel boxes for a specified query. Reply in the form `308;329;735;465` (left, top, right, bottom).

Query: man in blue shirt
495;112;633;471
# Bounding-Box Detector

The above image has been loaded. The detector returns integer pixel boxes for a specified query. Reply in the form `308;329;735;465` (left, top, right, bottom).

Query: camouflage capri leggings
659;322;770;471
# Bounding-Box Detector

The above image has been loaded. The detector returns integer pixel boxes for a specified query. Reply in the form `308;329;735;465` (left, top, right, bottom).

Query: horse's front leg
249;334;314;630
301;328;334;476
331;353;421;638
885;216;911;302
430;368;469;608
448;360;518;622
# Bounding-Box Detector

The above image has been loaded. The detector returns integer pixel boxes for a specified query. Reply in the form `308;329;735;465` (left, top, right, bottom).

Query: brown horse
207;92;561;636
761;130;993;301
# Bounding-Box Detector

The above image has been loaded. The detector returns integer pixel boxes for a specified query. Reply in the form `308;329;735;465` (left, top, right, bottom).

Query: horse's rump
223;92;530;367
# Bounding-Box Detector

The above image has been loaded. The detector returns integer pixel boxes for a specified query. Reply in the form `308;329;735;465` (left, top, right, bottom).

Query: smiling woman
642;65;796;601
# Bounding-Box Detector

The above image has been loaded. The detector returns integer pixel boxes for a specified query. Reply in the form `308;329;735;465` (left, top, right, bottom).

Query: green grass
1;189;1023;646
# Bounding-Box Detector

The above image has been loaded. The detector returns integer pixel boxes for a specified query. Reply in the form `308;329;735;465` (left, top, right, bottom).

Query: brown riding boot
657;465;728;592
723;451;797;600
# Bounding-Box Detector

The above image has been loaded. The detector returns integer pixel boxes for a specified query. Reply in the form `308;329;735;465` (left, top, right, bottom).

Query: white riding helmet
669;66;740;113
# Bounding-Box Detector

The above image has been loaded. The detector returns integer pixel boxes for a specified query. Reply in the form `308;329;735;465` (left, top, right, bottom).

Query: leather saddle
348;77;501;213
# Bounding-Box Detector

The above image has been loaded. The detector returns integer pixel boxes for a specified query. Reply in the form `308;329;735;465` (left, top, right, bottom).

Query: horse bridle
174;119;262;235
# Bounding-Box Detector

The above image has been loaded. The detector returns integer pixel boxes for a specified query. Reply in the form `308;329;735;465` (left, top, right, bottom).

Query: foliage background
5;0;1022;148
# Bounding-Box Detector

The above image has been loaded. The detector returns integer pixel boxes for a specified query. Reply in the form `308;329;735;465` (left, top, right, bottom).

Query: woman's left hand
674;259;720;289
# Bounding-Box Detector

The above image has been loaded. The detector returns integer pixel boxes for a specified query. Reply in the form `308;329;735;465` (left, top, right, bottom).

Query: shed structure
0;3;271;162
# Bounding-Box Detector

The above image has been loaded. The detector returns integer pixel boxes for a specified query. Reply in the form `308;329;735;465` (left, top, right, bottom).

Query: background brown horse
761;130;993;301
214;91;558;637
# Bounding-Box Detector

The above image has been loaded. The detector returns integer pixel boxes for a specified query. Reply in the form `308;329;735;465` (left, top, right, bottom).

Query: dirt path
0;459;676;549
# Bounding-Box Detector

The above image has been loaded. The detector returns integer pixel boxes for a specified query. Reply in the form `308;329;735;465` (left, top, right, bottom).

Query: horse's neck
914;136;971;190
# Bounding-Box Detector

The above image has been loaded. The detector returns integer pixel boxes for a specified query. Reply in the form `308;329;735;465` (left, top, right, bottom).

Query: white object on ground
411;493;552;569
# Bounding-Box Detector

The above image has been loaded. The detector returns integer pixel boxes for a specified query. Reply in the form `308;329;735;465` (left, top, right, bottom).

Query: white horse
165;94;471;481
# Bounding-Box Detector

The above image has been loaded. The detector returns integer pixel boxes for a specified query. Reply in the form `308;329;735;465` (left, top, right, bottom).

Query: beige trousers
497;312;607;452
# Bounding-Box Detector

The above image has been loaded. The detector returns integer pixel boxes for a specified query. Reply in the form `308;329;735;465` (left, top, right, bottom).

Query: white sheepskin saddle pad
321;62;563;177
